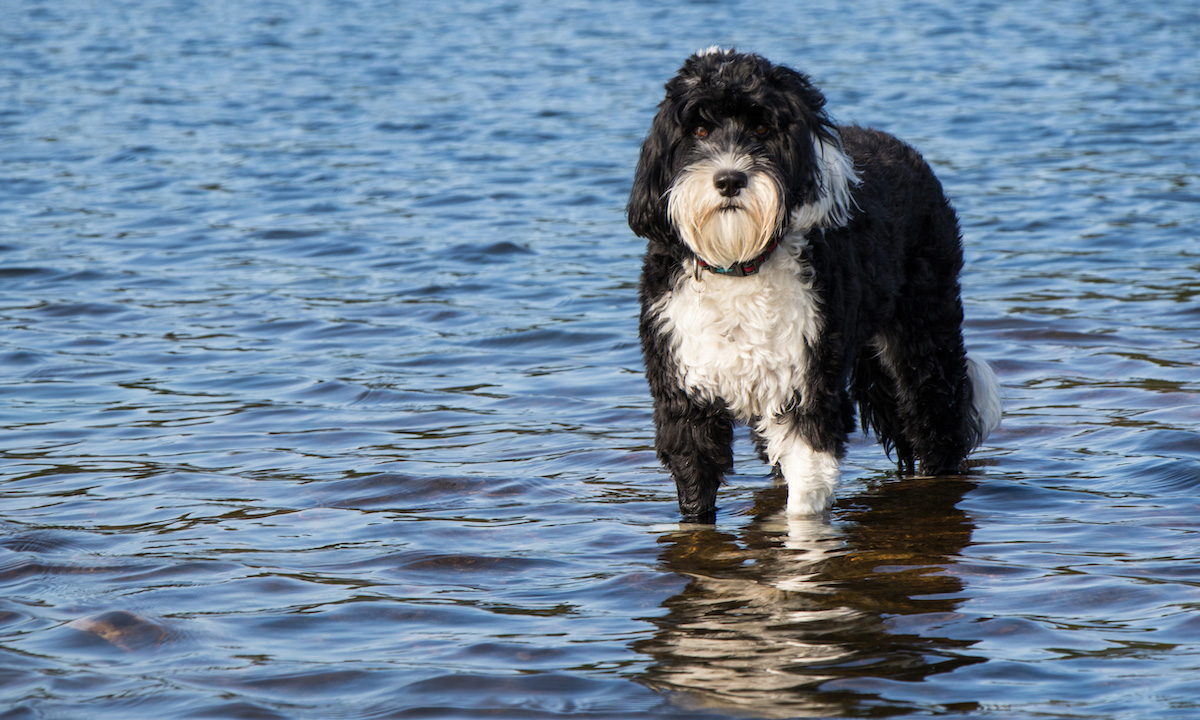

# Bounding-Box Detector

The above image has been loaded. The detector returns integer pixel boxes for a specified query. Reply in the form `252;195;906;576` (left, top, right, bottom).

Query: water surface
2;1;1199;718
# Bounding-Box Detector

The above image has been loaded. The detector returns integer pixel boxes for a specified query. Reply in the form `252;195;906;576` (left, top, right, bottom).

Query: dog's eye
692;125;710;138
752;124;770;137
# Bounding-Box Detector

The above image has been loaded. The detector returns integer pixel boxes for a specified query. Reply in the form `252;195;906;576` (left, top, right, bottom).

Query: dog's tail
965;355;1002;451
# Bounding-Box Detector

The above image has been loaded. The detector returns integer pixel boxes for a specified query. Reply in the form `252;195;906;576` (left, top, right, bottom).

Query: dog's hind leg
851;348;915;472
876;289;977;475
749;426;774;467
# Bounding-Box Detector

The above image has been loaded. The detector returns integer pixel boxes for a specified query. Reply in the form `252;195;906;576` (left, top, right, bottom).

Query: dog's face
628;48;856;267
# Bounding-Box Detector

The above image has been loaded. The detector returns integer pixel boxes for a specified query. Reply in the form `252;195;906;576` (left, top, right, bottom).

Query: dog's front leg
652;396;733;523
756;413;841;516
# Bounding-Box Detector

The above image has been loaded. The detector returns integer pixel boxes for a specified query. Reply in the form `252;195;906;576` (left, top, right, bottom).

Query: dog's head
628;48;857;268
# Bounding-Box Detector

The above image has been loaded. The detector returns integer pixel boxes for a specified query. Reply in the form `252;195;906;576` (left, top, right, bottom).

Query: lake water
2;1;1198;718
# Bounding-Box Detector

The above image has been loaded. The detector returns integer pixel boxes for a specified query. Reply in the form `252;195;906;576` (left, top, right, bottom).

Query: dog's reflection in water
635;476;983;718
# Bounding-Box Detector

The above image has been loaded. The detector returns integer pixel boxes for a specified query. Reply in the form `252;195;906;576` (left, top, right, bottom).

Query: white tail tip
966;355;1002;450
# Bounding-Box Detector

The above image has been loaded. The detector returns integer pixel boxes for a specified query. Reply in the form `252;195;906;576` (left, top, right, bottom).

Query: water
1;0;1198;717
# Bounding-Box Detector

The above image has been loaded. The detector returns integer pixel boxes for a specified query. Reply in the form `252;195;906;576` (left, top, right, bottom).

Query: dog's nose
713;170;748;197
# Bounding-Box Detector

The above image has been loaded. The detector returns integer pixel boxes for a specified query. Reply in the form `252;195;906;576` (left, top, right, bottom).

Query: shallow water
1;1;1198;718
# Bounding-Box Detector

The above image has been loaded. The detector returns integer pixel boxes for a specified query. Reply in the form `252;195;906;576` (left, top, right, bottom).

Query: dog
628;48;1001;522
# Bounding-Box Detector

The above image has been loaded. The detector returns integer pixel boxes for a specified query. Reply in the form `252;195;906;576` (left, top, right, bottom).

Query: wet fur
629;49;1000;522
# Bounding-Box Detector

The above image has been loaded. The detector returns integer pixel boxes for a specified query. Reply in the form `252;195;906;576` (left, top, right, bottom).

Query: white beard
666;137;858;269
667;152;785;269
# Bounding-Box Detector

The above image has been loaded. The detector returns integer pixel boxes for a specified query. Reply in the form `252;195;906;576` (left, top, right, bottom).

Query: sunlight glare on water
1;1;1198;718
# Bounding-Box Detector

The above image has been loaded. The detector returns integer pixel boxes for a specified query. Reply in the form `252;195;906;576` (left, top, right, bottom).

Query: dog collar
695;240;780;277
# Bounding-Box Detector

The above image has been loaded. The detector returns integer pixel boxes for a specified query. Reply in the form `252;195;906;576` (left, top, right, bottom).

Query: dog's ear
771;65;829;119
627;106;678;244
768;66;843;211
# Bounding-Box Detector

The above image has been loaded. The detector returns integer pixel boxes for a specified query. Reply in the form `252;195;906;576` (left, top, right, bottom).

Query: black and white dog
629;48;1001;522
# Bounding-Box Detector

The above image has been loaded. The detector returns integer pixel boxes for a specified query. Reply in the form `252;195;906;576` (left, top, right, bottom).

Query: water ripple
2;0;1199;718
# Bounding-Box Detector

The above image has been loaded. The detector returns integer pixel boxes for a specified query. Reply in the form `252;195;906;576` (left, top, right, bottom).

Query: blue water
2;1;1198;718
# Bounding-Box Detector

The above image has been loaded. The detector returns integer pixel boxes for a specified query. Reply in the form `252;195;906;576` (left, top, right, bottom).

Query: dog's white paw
786;485;835;516
781;446;840;516
756;416;841;516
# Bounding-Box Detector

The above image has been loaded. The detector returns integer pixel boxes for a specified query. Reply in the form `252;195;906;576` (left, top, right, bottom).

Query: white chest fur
653;241;822;421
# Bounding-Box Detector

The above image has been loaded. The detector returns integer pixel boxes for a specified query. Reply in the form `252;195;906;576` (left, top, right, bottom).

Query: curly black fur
629;49;995;522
